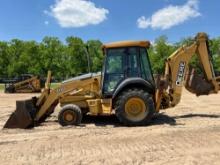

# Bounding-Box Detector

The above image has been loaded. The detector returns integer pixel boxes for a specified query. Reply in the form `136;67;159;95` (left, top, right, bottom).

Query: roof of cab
102;40;151;49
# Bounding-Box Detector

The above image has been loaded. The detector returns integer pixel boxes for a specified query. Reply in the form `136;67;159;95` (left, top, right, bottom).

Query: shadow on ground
82;115;121;127
151;113;177;126
174;113;220;119
47;112;220;128
81;113;178;127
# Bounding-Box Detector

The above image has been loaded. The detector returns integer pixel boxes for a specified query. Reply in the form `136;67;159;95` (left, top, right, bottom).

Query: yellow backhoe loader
4;74;43;93
4;32;220;128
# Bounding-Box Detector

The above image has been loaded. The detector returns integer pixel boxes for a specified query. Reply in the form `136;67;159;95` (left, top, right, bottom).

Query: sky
0;0;219;43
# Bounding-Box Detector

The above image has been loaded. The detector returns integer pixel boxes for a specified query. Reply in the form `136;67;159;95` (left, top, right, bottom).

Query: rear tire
58;104;82;126
115;88;155;126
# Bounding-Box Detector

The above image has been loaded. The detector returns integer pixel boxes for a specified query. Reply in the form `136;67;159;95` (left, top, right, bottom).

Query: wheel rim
63;110;76;123
125;97;149;122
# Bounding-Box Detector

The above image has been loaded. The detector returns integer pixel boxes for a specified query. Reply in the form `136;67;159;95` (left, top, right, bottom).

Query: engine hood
62;72;101;84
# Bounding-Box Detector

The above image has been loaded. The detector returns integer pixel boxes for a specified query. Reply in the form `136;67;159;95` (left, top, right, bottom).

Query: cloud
47;0;109;28
137;0;201;30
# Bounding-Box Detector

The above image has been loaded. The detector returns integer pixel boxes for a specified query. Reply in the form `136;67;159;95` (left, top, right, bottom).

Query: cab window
103;48;126;94
140;48;153;81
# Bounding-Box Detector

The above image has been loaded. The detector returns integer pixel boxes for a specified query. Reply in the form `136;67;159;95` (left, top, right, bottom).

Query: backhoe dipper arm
156;33;219;111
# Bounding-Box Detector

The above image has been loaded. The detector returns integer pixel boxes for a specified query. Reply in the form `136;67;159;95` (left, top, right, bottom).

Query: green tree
0;34;219;80
7;39;26;77
66;37;88;76
86;40;103;72
0;41;10;77
21;41;40;75
148;35;175;74
39;37;64;78
210;37;220;72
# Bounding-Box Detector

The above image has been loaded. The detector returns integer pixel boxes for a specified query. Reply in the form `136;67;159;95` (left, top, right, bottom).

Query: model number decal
176;61;186;86
56;87;65;93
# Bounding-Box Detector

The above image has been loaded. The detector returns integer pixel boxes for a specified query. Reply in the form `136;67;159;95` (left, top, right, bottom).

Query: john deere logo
176;61;186;86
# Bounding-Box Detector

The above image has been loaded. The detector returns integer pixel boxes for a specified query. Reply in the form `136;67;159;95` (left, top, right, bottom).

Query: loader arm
13;76;37;87
3;71;100;128
5;75;41;93
34;74;100;121
156;33;220;111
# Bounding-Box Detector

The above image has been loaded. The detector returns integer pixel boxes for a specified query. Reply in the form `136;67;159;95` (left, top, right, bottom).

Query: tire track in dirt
0;90;220;165
0;126;220;165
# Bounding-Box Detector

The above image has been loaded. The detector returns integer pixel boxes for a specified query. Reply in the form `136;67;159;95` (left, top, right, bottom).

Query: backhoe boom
156;33;219;111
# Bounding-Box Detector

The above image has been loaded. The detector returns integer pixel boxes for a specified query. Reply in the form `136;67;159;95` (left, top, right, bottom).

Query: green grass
50;83;61;89
0;84;4;91
0;83;60;91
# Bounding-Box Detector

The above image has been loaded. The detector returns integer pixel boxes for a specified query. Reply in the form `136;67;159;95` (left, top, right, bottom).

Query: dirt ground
0;89;220;165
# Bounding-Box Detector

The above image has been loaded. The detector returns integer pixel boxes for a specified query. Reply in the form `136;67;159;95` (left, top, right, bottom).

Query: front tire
115;88;155;126
58;104;82;126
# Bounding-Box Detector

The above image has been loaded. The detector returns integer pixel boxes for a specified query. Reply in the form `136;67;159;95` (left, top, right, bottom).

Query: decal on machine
176;61;186;86
56;86;65;94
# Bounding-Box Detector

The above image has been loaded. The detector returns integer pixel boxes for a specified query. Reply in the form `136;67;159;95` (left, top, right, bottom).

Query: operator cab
102;41;155;98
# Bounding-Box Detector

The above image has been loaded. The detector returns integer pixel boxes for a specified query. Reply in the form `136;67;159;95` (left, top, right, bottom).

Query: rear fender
112;78;155;102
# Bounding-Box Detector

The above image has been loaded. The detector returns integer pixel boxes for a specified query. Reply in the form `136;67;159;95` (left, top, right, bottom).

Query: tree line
0;35;219;80
0;37;103;80
148;35;220;74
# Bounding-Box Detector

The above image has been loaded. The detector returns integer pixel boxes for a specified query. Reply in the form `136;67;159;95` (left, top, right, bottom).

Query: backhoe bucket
4;99;37;129
185;68;214;96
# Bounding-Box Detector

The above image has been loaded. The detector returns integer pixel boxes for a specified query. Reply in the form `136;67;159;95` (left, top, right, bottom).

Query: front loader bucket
4;99;37;129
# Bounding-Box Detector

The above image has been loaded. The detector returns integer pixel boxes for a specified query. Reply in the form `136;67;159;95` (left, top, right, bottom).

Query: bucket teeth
3;99;37;129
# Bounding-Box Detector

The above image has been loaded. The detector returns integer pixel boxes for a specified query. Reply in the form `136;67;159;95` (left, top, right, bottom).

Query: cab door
102;48;126;96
